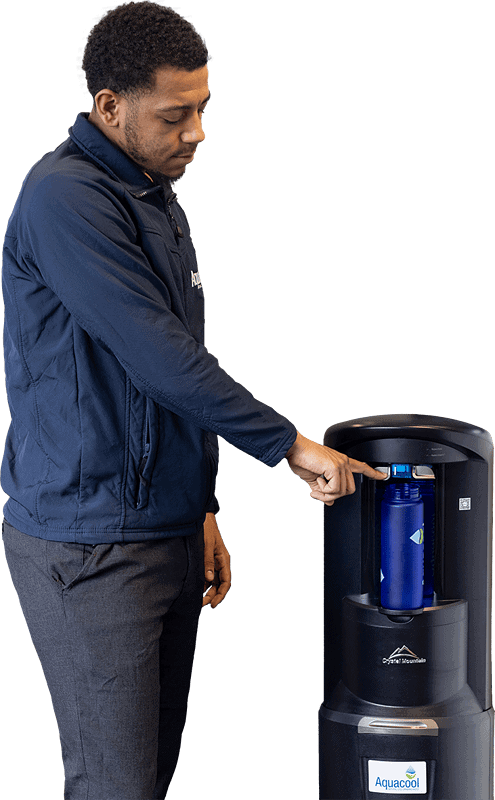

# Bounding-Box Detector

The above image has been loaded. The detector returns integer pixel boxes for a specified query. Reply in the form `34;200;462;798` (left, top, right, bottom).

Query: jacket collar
69;112;173;200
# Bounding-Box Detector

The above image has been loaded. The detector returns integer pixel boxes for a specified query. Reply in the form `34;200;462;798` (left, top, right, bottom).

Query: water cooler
318;414;494;799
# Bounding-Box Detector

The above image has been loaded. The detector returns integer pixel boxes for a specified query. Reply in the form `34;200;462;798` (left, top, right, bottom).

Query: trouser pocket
2;519;98;596
46;539;97;591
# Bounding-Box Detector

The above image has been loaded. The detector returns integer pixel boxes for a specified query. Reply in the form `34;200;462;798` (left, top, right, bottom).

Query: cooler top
324;414;493;462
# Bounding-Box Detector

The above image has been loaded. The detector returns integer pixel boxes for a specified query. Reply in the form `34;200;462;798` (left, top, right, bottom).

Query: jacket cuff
206;495;220;515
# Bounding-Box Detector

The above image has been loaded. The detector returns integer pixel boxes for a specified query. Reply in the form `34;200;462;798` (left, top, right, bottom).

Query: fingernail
207;570;214;579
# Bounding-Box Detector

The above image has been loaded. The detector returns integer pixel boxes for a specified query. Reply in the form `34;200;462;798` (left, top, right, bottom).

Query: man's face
116;65;210;183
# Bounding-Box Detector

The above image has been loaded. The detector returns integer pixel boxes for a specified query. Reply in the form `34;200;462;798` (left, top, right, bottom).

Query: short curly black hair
82;1;209;101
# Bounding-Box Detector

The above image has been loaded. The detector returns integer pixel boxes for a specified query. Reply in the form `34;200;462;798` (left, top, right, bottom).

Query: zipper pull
167;195;184;240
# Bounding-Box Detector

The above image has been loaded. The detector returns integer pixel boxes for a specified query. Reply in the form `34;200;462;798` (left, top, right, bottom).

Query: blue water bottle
420;481;435;605
380;482;425;610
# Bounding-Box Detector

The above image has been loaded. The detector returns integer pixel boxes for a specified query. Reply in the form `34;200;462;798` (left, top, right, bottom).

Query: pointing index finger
348;458;387;480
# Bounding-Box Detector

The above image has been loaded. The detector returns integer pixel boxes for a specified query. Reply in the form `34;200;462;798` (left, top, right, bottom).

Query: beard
122;107;185;186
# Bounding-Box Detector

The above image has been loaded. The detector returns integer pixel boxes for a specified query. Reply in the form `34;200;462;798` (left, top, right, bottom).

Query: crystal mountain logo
382;645;427;665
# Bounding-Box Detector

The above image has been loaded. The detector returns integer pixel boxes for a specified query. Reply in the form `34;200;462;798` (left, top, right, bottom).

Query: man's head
82;1;210;183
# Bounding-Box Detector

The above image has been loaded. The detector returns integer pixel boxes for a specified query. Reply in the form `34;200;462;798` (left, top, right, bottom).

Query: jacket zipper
135;416;151;505
138;444;150;486
166;193;184;244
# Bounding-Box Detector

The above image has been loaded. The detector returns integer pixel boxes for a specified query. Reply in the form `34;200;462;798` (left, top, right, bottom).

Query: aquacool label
368;760;427;794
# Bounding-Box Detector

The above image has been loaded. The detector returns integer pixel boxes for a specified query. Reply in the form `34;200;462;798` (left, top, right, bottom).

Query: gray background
1;1;494;797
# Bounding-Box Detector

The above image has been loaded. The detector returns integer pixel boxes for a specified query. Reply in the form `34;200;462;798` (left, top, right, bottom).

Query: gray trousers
2;518;205;800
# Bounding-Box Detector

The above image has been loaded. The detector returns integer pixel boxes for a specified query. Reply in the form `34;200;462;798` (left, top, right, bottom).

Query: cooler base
319;685;494;800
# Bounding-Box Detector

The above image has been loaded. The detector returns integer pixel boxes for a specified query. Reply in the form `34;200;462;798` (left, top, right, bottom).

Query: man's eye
162;108;206;125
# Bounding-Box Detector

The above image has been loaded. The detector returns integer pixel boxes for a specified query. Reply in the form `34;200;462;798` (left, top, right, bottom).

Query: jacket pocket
134;397;159;510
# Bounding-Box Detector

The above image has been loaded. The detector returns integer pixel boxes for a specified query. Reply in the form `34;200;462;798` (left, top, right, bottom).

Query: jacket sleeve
206;431;220;514
206;496;220;515
19;172;297;467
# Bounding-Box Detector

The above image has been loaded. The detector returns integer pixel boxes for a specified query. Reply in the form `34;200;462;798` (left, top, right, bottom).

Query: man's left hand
202;512;231;609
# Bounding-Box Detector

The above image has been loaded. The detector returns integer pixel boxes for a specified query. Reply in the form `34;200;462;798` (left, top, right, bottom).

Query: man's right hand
285;431;386;506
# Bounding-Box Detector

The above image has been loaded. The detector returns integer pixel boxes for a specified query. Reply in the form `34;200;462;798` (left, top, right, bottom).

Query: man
1;3;385;798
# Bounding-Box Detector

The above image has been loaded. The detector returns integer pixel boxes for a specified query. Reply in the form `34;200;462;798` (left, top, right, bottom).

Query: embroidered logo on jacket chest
191;270;202;289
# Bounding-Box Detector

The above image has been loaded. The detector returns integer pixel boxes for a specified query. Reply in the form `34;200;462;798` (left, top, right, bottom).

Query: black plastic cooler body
319;414;494;800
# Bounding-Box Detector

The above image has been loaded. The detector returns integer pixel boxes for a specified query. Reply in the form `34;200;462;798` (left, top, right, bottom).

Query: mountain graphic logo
405;767;417;780
382;645;427;665
410;527;424;545
388;646;421;661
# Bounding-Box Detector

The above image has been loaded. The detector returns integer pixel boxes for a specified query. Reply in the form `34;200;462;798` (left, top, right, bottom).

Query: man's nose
181;113;205;145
